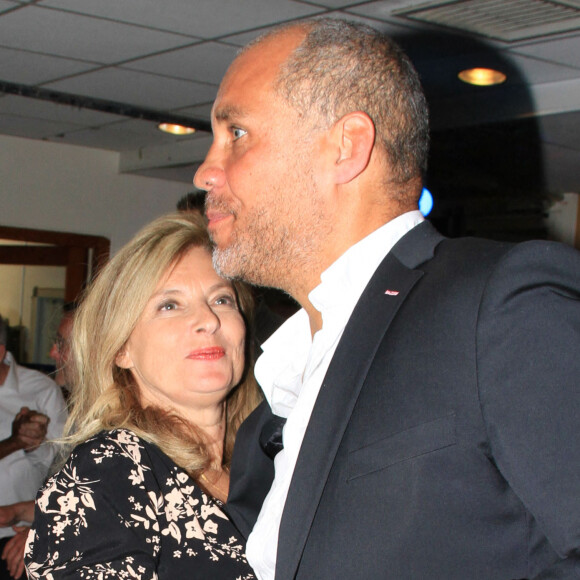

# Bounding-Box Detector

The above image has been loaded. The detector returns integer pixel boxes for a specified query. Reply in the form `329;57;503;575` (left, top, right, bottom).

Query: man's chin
211;246;239;280
212;244;263;286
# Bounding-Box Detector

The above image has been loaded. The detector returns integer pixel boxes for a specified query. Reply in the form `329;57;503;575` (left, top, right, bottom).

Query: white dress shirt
0;351;68;538
246;211;424;579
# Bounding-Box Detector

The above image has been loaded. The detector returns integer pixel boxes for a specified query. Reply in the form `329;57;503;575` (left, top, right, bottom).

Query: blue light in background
419;187;433;217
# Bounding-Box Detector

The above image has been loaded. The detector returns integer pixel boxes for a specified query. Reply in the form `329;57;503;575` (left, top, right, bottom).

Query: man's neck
295;208;422;338
306;307;323;337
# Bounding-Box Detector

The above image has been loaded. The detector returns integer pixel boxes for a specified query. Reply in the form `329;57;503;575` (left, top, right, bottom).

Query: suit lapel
276;221;443;579
227;400;276;538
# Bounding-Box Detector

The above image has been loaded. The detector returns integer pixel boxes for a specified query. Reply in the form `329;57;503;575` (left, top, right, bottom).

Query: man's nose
49;343;59;362
193;149;225;192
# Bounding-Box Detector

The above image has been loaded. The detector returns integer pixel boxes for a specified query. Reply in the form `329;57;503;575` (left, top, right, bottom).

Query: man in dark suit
194;18;580;580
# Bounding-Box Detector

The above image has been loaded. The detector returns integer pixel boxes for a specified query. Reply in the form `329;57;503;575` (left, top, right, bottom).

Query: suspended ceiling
0;0;579;238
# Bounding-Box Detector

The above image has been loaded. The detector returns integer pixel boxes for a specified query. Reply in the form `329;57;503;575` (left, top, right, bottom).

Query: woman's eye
232;127;247;141
159;301;178;311
214;295;236;307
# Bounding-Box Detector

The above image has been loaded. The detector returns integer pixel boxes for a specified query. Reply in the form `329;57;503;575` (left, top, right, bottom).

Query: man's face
49;314;73;387
194;30;332;292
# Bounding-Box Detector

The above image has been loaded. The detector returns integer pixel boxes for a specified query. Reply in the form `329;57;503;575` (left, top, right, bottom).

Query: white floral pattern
25;429;254;580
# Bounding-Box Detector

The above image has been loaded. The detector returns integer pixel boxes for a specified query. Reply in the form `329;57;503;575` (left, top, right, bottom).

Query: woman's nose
193;304;221;334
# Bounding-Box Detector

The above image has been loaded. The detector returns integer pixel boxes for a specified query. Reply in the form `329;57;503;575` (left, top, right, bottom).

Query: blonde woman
25;213;259;579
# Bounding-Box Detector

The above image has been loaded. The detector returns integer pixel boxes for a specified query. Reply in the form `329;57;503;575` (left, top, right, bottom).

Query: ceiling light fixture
158;123;196;135
458;67;506;86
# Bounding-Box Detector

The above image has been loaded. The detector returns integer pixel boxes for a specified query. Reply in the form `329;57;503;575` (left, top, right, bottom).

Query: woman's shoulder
68;428;149;463
46;428;153;493
31;429;254;578
76;427;144;447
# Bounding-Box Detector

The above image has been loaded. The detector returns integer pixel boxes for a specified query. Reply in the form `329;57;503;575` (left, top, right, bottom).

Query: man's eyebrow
214;104;246;123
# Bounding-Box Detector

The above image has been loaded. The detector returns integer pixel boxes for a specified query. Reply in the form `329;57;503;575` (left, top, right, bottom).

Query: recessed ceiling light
458;67;506;86
158;123;196;135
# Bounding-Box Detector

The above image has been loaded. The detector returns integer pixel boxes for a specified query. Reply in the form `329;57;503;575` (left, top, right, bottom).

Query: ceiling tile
346;0;432;23
0;112;79;139
0;5;193;63
129;164;197;183
0;46;97;85
512;35;580;70
45;68;217;110
503;51;580;85
222;9;392;46
44;118;189;151
126;41;238;85
221;26;281;47
302;0;361;6
175;103;213;120
345;1;511;48
0;95;127;125
0;0;18;12
40;0;322;38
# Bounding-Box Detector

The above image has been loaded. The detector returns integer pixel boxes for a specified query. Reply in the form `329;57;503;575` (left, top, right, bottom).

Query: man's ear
332;111;375;185
115;348;133;369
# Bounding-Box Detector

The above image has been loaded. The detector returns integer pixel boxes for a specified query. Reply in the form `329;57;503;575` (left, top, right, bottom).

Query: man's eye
232;127;247;141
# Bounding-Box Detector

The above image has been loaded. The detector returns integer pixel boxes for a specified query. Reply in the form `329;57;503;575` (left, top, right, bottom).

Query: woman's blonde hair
63;212;260;476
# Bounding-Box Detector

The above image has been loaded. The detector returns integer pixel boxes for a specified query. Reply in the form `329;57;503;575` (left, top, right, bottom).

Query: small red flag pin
385;289;399;296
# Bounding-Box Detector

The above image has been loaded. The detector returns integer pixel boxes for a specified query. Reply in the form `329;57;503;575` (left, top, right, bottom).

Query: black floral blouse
24;428;254;580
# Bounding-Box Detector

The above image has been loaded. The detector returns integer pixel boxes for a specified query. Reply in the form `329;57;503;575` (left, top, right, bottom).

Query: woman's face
117;246;246;418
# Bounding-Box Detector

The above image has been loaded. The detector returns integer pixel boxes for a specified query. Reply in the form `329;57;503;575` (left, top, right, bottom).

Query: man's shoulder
395;222;568;271
388;221;509;270
420;224;578;263
375;223;511;290
10;356;59;393
437;236;579;274
435;235;512;265
385;227;580;303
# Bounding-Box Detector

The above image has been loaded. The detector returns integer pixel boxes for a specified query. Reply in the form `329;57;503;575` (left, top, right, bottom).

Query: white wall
1;134;191;253
1;134;194;362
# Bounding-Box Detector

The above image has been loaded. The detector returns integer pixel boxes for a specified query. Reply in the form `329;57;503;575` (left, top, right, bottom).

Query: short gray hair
250;19;429;187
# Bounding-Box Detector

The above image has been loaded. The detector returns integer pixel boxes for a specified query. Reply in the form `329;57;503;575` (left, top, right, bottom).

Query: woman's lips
187;347;226;360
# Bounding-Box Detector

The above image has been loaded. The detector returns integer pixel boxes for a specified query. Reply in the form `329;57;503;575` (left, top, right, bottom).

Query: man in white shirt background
0;315;67;579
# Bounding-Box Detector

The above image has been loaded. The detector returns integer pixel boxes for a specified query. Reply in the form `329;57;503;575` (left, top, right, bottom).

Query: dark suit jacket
227;221;580;579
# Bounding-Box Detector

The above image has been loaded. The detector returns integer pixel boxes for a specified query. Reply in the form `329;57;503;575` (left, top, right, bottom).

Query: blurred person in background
1;303;76;579
48;302;76;401
0;316;67;579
